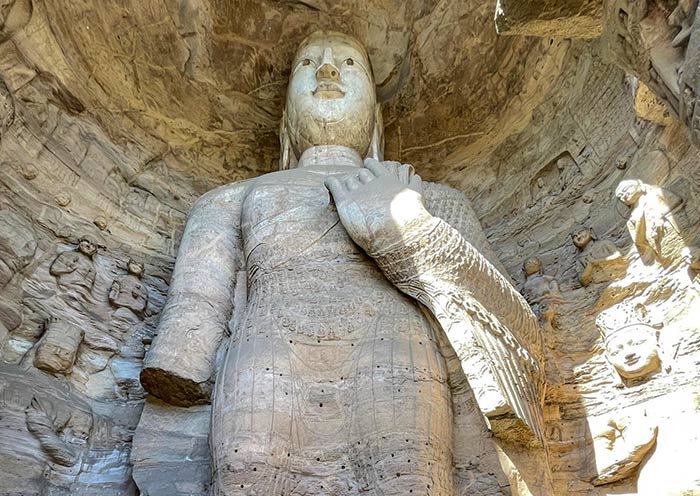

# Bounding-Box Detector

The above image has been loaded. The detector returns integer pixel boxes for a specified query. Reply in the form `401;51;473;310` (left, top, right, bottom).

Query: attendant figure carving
0;210;37;288
141;31;544;495
571;226;625;286
49;238;97;297
109;259;148;318
615;179;684;265
521;257;563;330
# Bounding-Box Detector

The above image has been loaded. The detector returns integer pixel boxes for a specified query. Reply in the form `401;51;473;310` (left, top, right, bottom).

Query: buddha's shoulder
194;169;324;205
422;182;470;204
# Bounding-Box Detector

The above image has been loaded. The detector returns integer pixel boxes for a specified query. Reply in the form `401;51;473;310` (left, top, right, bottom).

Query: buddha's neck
297;145;363;168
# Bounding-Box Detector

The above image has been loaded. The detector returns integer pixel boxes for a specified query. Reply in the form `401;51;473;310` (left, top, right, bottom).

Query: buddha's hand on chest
325;158;435;257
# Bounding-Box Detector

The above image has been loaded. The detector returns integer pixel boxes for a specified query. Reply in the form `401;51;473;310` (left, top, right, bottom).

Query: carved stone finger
382;160;402;177
364;159;390;177
324;177;346;201
398;163;415;184
358;169;374;184
408;173;423;194
344;175;361;191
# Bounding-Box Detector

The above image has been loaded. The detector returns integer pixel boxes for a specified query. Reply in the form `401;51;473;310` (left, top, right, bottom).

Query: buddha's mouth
625;355;640;366
313;82;345;99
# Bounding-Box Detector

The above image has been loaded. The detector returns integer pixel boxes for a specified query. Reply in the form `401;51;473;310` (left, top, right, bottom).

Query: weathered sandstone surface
0;1;699;495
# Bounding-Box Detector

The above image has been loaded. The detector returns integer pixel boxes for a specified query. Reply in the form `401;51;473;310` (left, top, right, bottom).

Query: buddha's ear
279;108;298;170
367;103;384;161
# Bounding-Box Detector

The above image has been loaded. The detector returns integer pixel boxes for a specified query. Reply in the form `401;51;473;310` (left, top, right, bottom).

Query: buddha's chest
241;177;364;267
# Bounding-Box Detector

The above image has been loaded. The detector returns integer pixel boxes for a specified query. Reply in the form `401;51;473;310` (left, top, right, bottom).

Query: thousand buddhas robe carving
140;31;544;495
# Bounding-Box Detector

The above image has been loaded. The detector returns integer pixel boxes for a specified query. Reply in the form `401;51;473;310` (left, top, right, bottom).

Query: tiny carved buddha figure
108;259;148;317
521;257;563;329
49;238;97;295
141;31;545;495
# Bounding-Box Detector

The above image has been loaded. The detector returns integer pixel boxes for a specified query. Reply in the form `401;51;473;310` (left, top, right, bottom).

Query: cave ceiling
8;0;562;190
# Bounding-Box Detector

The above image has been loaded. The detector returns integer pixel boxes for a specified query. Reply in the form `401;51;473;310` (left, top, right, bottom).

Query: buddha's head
571;226;593;250
77;238;97;258
615;179;646;206
280;31;383;168
523;257;543;277
604;324;660;380
127;259;145;278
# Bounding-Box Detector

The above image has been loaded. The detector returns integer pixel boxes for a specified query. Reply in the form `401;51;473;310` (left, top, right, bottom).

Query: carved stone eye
345;58;354;66
302;59;312;66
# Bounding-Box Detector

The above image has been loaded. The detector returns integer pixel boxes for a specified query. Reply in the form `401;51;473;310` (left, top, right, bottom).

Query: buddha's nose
316;47;340;82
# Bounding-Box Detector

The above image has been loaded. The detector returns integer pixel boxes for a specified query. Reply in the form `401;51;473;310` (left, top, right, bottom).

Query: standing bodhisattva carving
141;31;544;495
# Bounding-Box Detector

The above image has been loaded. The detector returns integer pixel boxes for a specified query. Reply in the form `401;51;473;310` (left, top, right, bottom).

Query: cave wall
0;1;699;495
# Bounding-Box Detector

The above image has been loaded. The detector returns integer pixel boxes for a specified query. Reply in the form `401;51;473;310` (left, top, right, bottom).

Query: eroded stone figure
590;413;658;486
682;245;700;272
615;179;684;265
571;226;625;286
25;396;79;466
33;318;84;375
109;259;148;317
669;0;698;48
521;257;563;329
0;209;36;289
0;210;36;335
141;31;543;495
49;238;97;296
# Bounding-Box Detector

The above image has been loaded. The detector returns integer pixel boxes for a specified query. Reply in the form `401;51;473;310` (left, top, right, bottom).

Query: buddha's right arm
141;182;248;407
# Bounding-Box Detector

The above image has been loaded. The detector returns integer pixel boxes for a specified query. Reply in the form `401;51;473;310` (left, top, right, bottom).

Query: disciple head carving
615;179;646;206
523;257;543;276
127;259;144;278
280;31;383;169
571;226;594;250
77;238;97;258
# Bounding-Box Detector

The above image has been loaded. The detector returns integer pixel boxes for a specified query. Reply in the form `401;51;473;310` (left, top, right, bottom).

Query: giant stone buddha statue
141;31;544;495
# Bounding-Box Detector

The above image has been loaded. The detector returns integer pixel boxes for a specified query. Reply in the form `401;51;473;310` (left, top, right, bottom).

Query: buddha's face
605;325;660;380
285;32;376;159
572;228;592;249
523;258;542;276
127;259;144;277
615;180;644;206
78;239;97;257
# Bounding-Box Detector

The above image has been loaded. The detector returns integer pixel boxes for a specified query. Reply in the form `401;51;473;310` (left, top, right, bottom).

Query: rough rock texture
0;1;699;495
495;0;603;38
